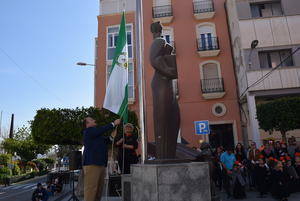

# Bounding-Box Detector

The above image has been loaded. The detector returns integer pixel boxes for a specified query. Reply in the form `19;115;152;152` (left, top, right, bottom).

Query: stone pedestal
131;162;211;201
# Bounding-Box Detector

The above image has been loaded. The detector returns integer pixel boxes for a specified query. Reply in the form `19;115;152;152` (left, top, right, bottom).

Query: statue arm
150;39;177;79
153;56;177;79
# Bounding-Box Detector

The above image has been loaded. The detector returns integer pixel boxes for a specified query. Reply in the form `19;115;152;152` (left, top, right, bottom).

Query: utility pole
9;114;14;139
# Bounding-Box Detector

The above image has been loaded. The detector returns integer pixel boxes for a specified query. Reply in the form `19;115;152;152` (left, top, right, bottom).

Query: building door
209;124;235;149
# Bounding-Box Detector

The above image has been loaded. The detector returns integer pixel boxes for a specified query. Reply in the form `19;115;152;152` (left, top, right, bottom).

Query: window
200;62;224;93
193;0;214;14
128;63;135;100
106;62;135;100
172;79;179;99
259;49;293;69
197;23;219;51
107;24;133;60
203;63;219;79
162;27;175;53
250;1;283;18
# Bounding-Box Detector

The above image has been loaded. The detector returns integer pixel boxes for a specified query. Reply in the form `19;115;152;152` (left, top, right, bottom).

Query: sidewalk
49;182;72;201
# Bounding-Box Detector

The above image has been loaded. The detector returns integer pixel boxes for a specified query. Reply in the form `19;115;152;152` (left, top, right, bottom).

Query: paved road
0;176;47;201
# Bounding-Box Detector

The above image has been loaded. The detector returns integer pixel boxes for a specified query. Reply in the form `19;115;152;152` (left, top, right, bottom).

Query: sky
0;0;99;135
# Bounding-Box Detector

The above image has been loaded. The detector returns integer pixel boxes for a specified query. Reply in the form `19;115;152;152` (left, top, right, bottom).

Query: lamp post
77;62;96;106
76;62;95;67
248;40;259;69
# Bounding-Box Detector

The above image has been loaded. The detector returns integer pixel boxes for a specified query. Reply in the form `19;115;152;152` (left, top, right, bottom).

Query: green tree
31;107;139;145
256;97;300;142
1;127;50;162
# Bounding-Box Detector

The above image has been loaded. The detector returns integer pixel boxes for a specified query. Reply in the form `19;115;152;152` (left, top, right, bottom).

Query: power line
0;47;65;104
239;47;300;99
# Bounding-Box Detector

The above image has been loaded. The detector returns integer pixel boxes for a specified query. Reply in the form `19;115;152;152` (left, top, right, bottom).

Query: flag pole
135;0;147;164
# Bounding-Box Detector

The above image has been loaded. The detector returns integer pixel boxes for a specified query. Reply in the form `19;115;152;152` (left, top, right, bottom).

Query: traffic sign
194;120;210;135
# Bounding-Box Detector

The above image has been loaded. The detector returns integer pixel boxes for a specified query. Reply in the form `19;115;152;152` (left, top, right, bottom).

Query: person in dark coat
235;143;247;163
82;117;121;201
270;161;290;201
254;157;269;198
32;183;48;201
232;162;246;199
285;156;299;194
115;123;138;174
295;153;300;192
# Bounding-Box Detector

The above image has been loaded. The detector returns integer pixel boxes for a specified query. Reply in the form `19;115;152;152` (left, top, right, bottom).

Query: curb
13;174;47;185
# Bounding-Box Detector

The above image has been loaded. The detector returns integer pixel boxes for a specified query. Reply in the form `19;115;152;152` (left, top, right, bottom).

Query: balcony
152;5;173;24
197;37;220;57
246;67;300;92
193;0;215;20
201;78;226;99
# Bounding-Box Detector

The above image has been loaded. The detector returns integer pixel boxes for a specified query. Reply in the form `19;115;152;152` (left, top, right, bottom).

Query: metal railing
152;5;173;18
201;78;224;93
193;0;214;14
197;37;219;51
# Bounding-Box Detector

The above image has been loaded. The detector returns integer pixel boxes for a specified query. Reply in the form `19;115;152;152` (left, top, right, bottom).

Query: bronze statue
149;21;180;159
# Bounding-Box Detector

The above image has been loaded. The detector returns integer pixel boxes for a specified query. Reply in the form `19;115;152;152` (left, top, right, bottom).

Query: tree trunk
280;131;287;143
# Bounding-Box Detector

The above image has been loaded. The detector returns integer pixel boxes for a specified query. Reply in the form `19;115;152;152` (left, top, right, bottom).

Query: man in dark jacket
32;183;48;201
83;117;120;201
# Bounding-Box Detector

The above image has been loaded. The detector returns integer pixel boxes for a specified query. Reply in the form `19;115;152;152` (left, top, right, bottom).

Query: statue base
131;162;211;201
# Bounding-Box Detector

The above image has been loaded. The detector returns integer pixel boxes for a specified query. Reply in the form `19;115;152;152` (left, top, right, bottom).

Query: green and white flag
103;12;128;122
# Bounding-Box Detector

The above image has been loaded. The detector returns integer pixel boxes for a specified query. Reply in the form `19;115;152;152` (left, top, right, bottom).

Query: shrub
12;163;21;176
0;154;12;166
33;159;47;172
0;166;11;175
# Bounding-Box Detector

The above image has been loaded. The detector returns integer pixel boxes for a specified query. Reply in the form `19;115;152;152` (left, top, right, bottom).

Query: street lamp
76;62;95;67
248;40;259;69
251;40;259;49
77;61;96;106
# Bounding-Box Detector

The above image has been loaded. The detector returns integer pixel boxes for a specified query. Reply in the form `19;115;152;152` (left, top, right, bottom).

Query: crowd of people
31;177;63;201
211;139;300;201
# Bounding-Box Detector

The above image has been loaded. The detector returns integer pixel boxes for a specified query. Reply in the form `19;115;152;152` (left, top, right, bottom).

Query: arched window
162;27;174;45
200;61;224;93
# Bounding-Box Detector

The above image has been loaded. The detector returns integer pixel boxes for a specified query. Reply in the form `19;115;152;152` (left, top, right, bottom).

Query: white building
226;0;300;144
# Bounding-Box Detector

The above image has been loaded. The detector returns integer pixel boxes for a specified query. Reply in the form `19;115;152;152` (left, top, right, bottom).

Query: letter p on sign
194;121;210;135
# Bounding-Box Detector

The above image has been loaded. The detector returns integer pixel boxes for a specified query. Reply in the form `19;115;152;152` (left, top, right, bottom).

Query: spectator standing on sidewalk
248;142;261;189
220;147;236;199
82;117;121;201
254;157;269;198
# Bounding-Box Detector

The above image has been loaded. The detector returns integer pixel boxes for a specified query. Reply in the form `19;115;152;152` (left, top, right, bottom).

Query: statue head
151;21;162;39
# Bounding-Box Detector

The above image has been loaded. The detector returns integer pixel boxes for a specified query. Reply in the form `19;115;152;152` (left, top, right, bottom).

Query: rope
105;127;118;201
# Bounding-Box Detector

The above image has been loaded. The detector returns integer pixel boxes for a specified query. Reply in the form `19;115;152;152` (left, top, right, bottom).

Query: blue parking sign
194;121;210;135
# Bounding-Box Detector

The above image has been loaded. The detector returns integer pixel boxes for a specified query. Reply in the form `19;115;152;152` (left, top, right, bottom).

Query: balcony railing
152;5;173;18
197;37;219;51
201;78;224;93
193;0;214;14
